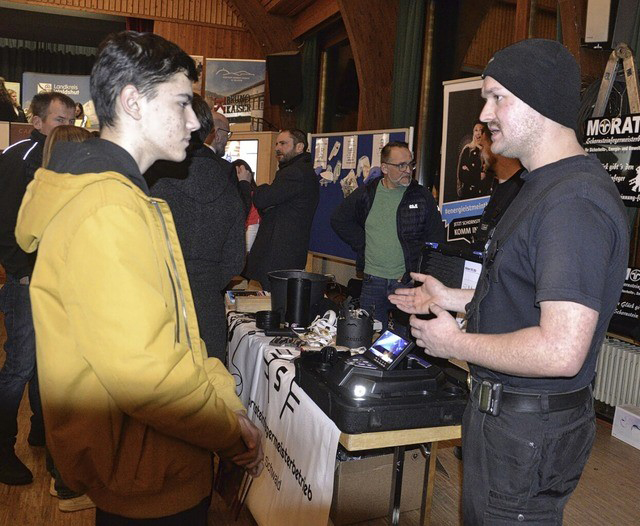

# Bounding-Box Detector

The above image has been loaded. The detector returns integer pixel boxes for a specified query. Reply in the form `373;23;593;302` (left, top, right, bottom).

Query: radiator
594;339;640;407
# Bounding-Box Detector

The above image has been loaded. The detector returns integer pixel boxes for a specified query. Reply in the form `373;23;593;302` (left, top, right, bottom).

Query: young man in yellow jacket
15;31;263;525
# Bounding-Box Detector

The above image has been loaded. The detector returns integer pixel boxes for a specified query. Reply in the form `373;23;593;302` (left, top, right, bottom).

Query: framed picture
439;77;489;244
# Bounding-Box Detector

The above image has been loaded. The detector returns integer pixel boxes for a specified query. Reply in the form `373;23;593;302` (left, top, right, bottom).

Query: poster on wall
190;55;204;96
439;77;490;244
22;72;96;128
608;267;640;341
583;114;640;206
204;58;265;125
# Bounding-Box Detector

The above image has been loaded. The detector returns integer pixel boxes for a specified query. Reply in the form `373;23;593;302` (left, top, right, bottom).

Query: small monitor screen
224;139;259;175
364;330;414;370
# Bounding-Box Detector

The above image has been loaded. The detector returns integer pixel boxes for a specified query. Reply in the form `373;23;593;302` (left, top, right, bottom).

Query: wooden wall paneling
337;0;398;130
463;2;518;71
6;0;248;28
557;0;608;83
153;20;264;59
454;0;497;76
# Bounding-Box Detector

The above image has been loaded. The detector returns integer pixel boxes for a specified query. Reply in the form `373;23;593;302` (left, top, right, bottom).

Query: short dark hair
190;94;213;145
91;31;198;128
281;128;308;151
381;141;410;164
29;92;75;120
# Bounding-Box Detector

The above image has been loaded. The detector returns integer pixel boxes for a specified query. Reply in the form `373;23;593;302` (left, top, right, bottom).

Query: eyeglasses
217;128;232;139
384;160;416;172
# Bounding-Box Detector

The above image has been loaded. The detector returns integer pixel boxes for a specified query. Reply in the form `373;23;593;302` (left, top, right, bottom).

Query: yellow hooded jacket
15;165;246;518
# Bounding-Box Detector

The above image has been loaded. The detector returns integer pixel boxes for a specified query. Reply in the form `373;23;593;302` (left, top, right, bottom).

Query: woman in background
42;125;92;167
232;159;260;253
40;124;96;513
456;121;485;199
7;89;27;123
0;77;20;122
74;102;91;128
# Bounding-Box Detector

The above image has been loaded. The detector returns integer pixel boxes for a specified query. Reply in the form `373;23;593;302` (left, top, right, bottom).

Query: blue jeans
359;273;411;335
0;274;43;446
462;386;596;524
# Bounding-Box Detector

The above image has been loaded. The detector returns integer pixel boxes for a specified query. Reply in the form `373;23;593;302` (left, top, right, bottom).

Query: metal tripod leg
388;446;406;525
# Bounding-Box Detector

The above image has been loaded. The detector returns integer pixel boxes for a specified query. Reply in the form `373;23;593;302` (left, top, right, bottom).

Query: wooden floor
1;315;640;525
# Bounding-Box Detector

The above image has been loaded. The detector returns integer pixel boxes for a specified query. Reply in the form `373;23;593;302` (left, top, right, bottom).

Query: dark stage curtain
296;34;319;134
391;0;427;129
0;44;94;83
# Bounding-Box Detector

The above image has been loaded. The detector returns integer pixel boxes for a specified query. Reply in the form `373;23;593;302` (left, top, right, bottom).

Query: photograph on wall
583;114;640;207
22;72;96;128
439;77;490;244
190;55;204;96
204;58;265;125
5;81;21;108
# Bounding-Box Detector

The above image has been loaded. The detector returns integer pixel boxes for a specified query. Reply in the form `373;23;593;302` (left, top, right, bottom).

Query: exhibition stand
227;312;461;526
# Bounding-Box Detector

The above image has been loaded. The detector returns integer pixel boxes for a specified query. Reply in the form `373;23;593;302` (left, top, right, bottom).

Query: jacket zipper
166;261;180;344
151;200;195;360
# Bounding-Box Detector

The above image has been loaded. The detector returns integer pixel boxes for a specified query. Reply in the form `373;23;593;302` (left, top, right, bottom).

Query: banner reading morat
584;114;640;206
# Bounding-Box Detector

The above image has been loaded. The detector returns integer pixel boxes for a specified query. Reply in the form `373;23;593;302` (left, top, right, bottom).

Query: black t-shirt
473;170;524;250
469;155;629;392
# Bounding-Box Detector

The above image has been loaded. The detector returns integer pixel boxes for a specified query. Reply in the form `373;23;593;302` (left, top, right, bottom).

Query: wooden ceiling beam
337;0;398;130
292;0;339;41
262;0;316;17
228;0;297;54
514;0;533;40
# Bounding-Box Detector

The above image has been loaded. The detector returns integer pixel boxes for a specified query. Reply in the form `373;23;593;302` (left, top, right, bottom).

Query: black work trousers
462;389;595;525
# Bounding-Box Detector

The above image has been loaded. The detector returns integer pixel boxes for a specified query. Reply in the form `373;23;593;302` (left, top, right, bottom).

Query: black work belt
468;376;592;415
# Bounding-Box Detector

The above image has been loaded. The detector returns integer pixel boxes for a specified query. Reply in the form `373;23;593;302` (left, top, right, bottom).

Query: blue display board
308;128;411;261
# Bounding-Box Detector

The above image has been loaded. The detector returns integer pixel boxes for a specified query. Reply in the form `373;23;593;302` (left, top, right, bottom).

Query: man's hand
236;165;252;183
232;411;264;477
409;304;461;359
389;272;449;314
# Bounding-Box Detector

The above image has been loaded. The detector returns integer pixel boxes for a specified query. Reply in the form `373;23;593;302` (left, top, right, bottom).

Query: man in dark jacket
147;94;245;362
244;129;319;290
331;141;444;330
0;91;75;485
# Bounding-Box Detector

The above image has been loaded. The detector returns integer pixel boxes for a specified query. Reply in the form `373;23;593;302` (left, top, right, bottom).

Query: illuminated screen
224;139;259;175
367;331;410;365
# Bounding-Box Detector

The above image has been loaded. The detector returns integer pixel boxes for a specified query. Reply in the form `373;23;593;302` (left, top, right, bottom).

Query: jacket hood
16;166;139;255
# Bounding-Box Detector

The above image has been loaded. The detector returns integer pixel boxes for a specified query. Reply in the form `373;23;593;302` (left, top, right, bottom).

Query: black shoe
0;446;33;485
27;428;46;447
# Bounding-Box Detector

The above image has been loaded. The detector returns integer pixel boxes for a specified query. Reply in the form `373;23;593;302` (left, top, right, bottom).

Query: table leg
388;445;406;525
419;442;438;526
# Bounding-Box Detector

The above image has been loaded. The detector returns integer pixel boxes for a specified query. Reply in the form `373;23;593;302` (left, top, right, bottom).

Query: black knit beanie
482;38;581;129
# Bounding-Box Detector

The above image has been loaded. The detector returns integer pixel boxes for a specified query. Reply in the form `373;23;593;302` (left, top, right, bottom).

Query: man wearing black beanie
390;38;629;523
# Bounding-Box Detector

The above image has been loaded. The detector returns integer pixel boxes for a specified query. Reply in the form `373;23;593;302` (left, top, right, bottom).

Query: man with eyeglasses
206;110;254;218
207;110;232;156
331;141;444;332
